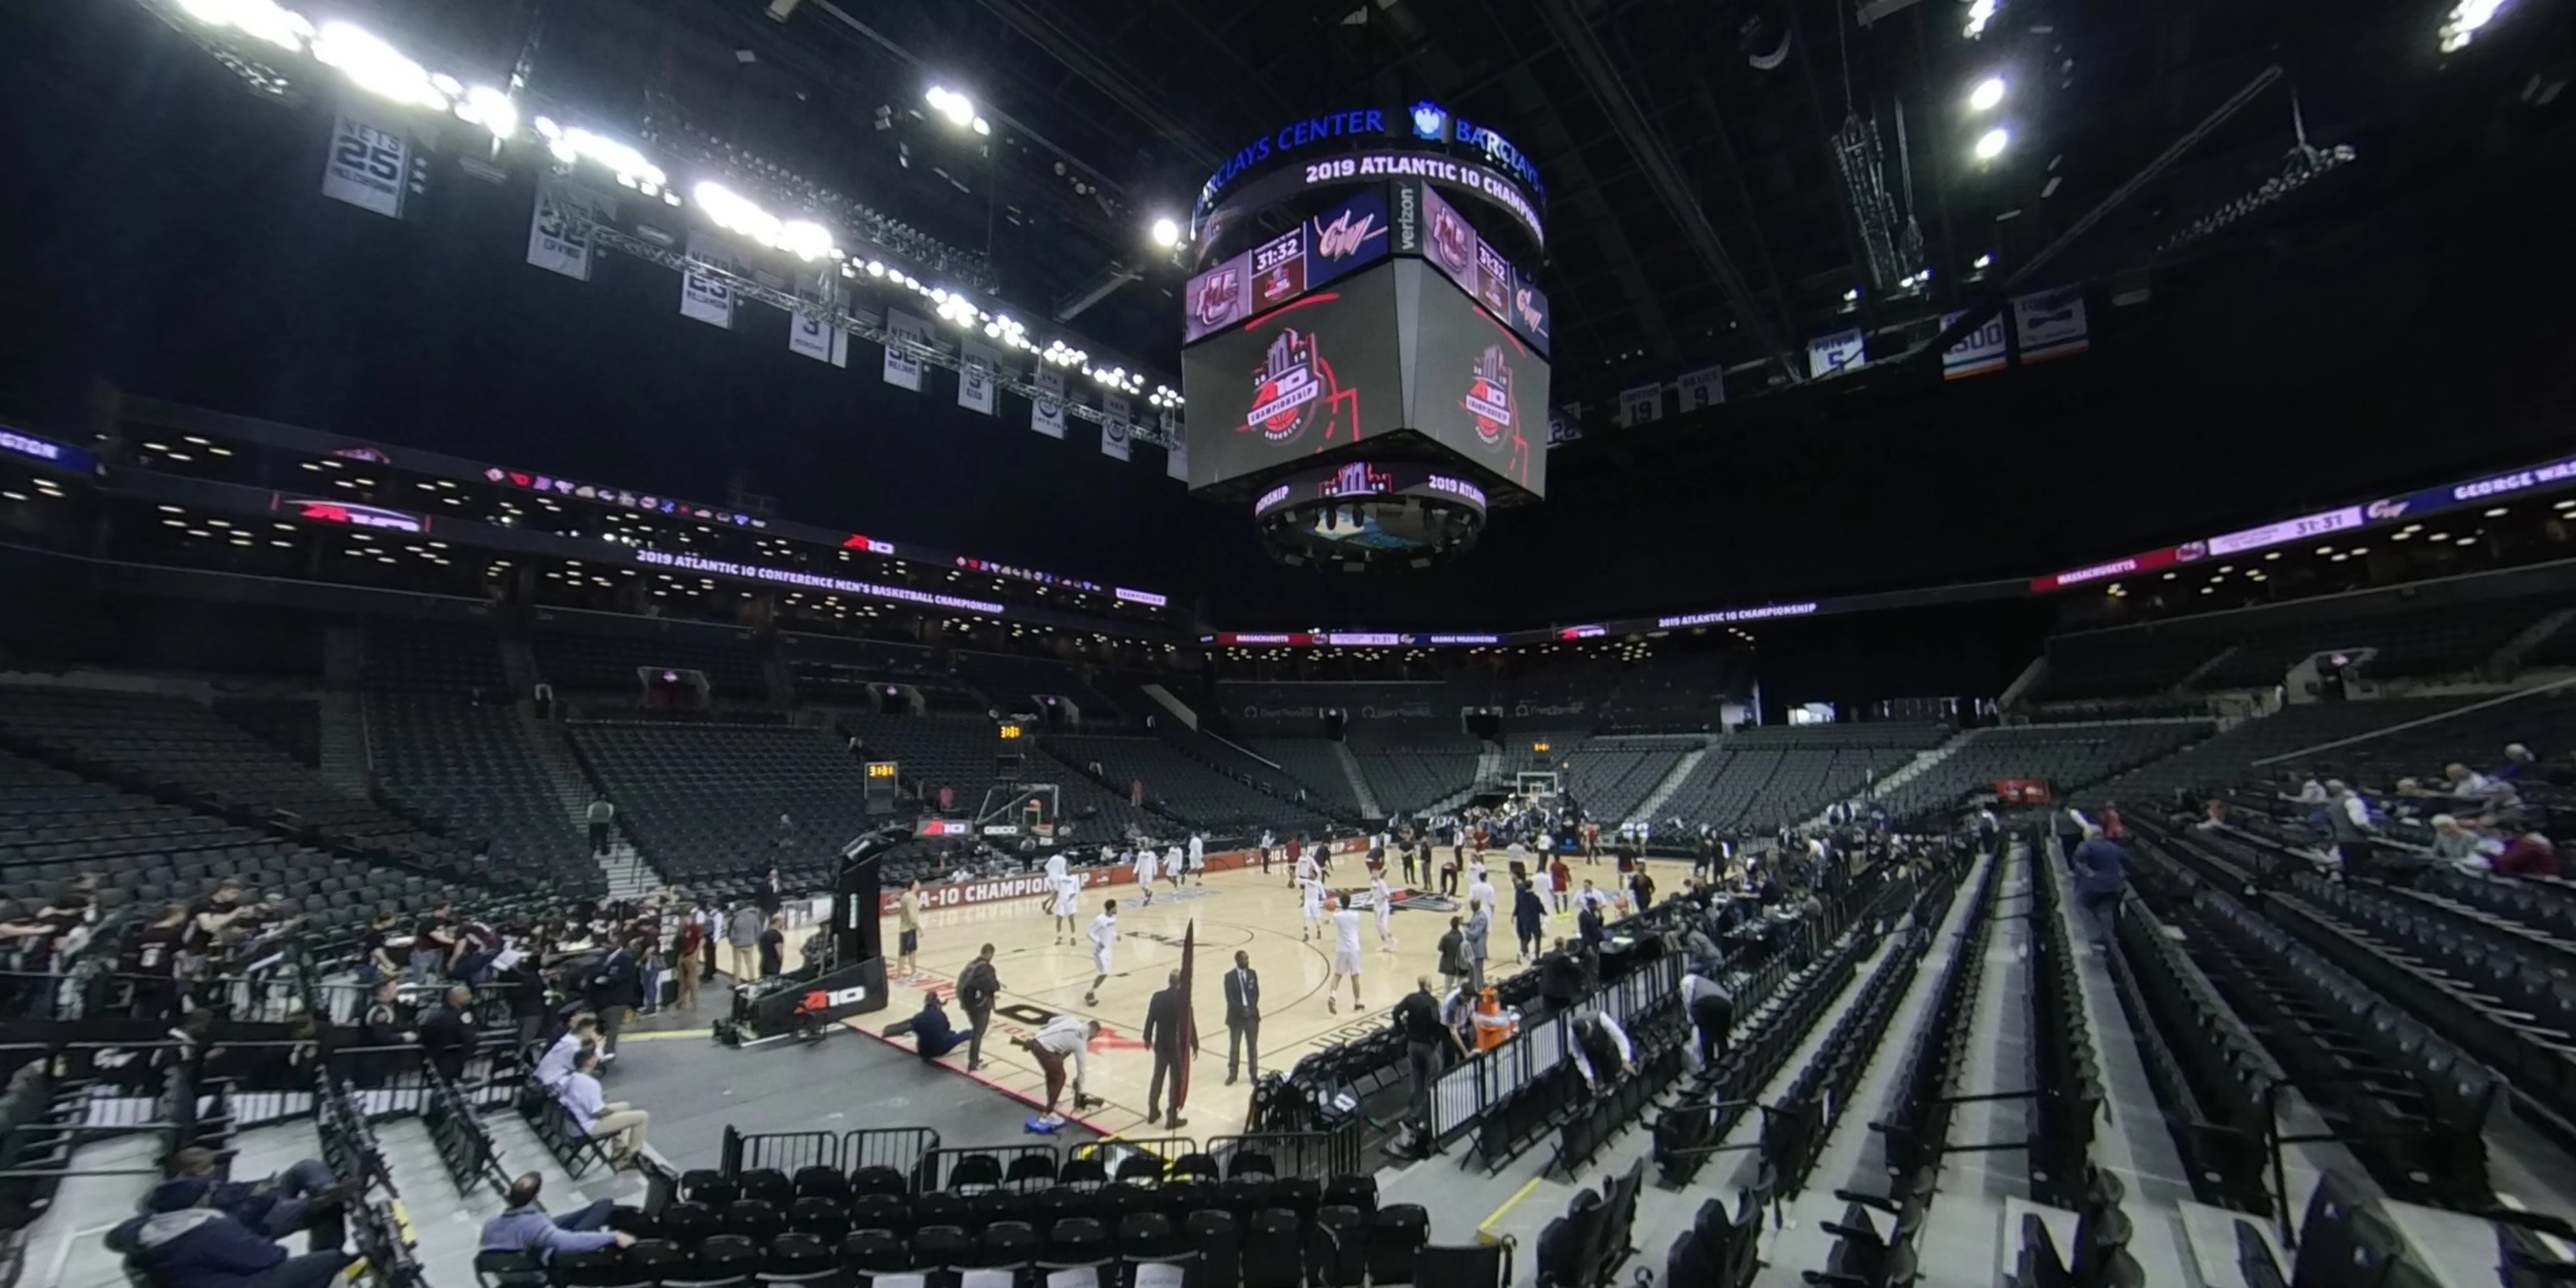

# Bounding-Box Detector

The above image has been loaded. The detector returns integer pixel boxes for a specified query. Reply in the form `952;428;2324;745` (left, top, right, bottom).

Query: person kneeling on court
1016;1014;1103;1128
1567;1009;1635;1091
557;1046;650;1168
480;1173;632;1262
910;989;969;1063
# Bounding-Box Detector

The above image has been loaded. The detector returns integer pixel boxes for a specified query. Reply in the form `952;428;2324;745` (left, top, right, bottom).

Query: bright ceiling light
1968;77;2007;111
1149;217;1182;248
2439;0;2509;52
1963;0;1999;38
175;0;313;52
311;21;448;112
1973;253;1995;269
924;86;976;129
1974;127;2010;160
455;85;518;140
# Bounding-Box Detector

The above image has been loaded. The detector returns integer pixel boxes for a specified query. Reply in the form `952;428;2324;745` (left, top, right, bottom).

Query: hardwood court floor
843;852;1686;1141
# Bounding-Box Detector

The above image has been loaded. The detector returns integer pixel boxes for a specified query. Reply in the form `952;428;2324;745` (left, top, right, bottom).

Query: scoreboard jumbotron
1180;102;1553;570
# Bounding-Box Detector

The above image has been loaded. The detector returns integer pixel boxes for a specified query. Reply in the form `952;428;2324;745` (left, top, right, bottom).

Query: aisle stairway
1331;740;1383;818
524;713;658;900
1629;746;1705;823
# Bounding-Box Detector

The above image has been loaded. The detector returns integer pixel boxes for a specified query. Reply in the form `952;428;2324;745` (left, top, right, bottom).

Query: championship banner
320;109;412;219
958;337;1001;416
1164;411;1190;482
1807;327;1867;379
1031;366;1069;439
525;175;605;280
680;233;738;330
788;308;849;368
1675;365;1726;413
2012;287;2090;362
1100;393;1133;462
1615;383;1663;428
882;308;930;391
1940;310;2009;379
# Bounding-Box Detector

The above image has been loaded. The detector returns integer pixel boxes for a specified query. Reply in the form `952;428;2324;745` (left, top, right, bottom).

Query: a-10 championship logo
1242;326;1360;448
1462;343;1516;447
1193;263;1244;334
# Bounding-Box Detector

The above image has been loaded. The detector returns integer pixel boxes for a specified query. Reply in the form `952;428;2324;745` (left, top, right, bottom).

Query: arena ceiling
1;0;2570;632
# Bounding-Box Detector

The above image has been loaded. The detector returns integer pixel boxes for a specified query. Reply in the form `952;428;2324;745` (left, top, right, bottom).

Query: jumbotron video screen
1180;258;1549;499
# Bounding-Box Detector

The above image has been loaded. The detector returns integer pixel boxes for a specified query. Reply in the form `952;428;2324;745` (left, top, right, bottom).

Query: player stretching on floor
1082;899;1119;1006
1326;895;1365;1013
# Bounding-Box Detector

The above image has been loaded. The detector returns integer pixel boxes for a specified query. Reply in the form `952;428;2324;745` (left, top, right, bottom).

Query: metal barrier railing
844;1126;939;1180
720;1124;943;1182
724;1128;841;1178
1204;1127;1361;1181
1425;952;1682;1143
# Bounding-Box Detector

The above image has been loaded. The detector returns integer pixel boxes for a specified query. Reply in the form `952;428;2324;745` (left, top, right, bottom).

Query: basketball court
842;847;1695;1140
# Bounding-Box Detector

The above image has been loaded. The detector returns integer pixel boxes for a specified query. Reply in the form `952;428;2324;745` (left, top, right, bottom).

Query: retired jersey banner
1100;394;1133;462
1164;414;1191;483
1807;328;1867;379
882;308;930;391
1547;405;1581;448
1940;310;2010;379
1032;366;1069;439
788;308;849;368
320;111;411;219
2012;287;2090;362
958;338;1001;416
1675;365;1726;413
680;233;738;330
526;175;607;281
1615;384;1663;428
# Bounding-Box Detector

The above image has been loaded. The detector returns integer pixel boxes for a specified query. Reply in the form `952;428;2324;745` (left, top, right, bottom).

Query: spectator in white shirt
533;1015;596;1090
557;1047;648;1166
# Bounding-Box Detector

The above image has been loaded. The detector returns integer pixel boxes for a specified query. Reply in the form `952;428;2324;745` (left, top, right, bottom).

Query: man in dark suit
586;941;640;1062
1223;951;1261;1086
758;866;785;918
416;985;477;1085
1141;970;1195;1129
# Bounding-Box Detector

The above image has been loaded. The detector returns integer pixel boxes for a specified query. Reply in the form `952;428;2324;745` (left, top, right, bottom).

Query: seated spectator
2443;763;2521;813
2429;814;2482;861
533;1014;597;1091
417;985;477;1085
910;990;968;1062
557;1046;649;1167
153;1148;342;1251
2492;829;2561;880
110;1182;356;1288
478;1173;630;1262
2495;743;2540;781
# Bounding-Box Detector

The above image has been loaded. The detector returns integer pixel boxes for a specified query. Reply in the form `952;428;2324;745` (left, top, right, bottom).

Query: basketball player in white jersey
1325;896;1365;1013
1082;899;1119;1007
1369;868;1397;950
1531;861;1557;918
1134;845;1158;906
1185;834;1206;884
1163;842;1185;891
1050;870;1082;942
1296;864;1327;941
